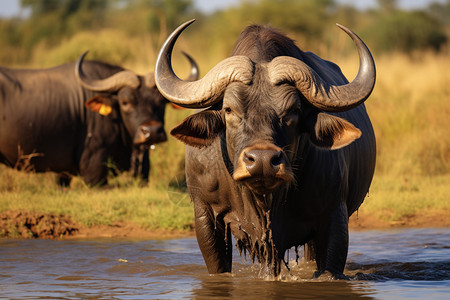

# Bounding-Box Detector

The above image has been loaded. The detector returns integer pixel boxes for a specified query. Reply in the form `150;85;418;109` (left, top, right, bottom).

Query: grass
0;94;195;232
0;165;194;231
361;174;450;222
1;32;450;231
345;50;450;224
339;50;450;177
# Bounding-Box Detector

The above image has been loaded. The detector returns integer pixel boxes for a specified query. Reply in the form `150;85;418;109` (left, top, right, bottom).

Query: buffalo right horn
268;24;376;112
75;51;140;92
155;19;255;109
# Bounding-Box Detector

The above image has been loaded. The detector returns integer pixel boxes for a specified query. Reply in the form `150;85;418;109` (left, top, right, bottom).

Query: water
0;228;449;299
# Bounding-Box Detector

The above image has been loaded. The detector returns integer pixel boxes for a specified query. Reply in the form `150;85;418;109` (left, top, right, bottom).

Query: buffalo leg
312;201;349;279
140;147;150;182
79;149;108;186
304;241;315;261
57;172;72;187
131;146;150;185
194;202;232;273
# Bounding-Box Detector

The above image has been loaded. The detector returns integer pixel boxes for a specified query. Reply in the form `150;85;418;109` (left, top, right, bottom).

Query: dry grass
336;50;450;223
337;50;450;176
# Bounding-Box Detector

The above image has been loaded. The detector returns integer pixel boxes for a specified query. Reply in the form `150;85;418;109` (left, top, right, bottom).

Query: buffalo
155;20;376;278
0;52;198;187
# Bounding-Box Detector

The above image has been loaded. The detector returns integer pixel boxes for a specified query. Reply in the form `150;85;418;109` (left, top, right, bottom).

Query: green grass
0;165;194;231
361;174;450;222
2;164;449;230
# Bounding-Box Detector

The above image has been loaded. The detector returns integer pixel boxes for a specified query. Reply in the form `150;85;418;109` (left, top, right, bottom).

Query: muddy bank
348;210;450;230
0;210;194;240
0;211;79;239
0;210;448;239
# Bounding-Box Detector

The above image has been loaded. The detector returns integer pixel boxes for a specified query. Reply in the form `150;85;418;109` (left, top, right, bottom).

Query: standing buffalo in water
155;20;376;278
0;52;199;186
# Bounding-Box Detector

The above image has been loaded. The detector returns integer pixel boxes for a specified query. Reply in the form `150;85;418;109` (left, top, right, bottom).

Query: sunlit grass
361;174;450;222
0;165;194;231
337;50;450;177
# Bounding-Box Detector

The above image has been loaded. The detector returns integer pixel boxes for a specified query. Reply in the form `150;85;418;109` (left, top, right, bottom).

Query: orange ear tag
99;104;112;116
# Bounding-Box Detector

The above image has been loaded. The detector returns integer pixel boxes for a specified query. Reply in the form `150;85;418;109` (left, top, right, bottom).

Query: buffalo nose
151;125;167;142
136;124;167;144
243;149;283;177
142;125;165;138
140;126;151;139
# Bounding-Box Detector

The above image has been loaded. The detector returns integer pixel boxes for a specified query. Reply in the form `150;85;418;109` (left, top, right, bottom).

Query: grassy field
0;101;194;232
343;50;450;225
1;46;450;234
0;166;194;232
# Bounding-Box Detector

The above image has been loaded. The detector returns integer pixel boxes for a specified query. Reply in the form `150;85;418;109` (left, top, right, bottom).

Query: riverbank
0;210;194;240
1;168;449;240
348;210;450;231
73;210;450;238
1;209;448;240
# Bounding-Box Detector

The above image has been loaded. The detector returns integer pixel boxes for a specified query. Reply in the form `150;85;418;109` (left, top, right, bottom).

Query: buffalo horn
155;19;254;108
145;51;201;88
268;24;376;112
181;51;200;82
75;51;140;92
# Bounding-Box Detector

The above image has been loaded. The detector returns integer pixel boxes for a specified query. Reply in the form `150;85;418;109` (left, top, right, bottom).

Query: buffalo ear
170;109;224;148
309;112;361;150
85;96;113;116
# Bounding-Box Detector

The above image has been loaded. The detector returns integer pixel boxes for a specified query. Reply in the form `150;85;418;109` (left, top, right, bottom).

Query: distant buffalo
0;52;199;186
155;20;376;278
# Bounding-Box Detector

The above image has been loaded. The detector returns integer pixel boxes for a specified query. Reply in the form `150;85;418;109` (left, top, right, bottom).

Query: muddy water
1;228;449;299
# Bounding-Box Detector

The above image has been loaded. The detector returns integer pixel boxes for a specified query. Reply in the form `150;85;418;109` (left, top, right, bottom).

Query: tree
428;0;450;26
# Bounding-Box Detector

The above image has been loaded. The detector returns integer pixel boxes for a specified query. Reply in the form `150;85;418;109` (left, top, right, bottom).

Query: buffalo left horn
268;24;376;112
181;51;200;82
155;19;255;109
75;51;140;92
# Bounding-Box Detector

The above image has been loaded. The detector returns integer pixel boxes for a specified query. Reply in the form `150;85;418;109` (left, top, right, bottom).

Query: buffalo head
155;20;375;197
75;51;199;148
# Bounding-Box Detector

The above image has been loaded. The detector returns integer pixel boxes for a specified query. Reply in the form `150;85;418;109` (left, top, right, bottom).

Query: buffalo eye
120;98;133;112
282;109;299;126
223;104;242;124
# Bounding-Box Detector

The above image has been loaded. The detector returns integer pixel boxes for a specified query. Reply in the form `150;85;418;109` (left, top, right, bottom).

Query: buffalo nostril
271;152;282;167
157;126;165;135
244;152;256;165
140;126;150;134
242;149;284;177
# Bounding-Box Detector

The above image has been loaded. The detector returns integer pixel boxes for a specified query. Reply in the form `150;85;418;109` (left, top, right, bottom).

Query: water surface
1;228;449;299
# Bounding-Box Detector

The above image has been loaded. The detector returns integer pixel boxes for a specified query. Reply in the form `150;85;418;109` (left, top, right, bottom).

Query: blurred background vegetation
1;0;449;66
1;0;449;230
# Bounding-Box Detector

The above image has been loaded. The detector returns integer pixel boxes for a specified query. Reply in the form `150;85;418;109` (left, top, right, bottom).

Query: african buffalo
0;52;198;187
155;20;376;278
